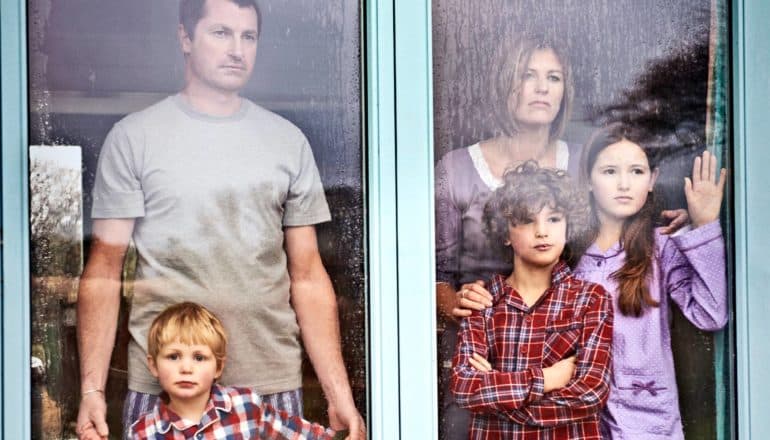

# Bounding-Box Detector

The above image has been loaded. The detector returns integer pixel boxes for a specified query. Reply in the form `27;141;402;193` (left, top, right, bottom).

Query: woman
434;33;578;439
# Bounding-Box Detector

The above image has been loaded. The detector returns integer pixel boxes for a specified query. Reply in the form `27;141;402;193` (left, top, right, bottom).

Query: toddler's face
148;340;223;409
589;139;658;224
506;204;567;269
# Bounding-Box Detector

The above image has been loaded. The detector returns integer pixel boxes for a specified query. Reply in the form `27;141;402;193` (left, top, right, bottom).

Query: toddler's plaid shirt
451;261;613;439
129;384;334;439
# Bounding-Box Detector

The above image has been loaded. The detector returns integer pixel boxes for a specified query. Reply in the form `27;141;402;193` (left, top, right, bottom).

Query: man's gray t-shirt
92;94;331;395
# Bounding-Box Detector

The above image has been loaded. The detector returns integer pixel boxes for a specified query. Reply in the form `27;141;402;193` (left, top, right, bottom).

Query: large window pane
432;1;733;438
28;1;366;438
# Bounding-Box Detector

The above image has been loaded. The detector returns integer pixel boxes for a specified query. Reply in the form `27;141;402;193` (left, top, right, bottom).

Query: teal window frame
2;0;770;438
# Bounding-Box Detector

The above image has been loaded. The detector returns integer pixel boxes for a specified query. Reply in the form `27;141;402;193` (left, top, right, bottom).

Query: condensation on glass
27;1;365;438
432;1;733;439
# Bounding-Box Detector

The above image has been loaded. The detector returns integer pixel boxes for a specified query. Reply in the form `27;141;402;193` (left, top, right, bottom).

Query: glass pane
27;1;366;438
432;1;733;439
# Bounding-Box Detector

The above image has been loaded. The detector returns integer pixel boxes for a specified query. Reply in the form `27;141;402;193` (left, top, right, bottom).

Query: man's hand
76;392;109;440
77;219;133;440
328;399;366;440
542;356;576;393
285;226;365;439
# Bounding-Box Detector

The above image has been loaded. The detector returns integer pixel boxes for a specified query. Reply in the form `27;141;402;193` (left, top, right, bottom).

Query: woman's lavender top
435;141;580;287
573;221;727;439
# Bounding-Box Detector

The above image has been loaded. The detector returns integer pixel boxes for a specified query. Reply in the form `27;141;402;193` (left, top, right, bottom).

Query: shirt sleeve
511;285;614;427
282;136;331;227
435;153;462;285
450;308;545;418
250;391;335;439
664;220;728;331
91;122;146;218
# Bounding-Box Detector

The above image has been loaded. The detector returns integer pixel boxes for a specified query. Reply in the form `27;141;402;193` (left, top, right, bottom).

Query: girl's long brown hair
577;123;660;317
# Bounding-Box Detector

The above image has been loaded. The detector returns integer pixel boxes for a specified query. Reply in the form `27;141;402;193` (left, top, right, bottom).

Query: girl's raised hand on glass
684;150;727;228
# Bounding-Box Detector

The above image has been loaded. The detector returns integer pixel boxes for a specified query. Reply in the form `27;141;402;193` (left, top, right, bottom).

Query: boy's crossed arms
451;270;613;428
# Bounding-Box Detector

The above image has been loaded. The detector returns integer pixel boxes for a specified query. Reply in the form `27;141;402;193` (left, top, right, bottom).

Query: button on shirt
451;262;614;439
129;384;334;439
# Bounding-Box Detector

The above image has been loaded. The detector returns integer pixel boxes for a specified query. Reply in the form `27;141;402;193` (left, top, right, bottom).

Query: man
75;0;365;438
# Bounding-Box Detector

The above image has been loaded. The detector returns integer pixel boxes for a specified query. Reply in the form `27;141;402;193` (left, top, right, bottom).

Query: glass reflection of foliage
30;154;83;439
30;157;83;277
592;27;711;211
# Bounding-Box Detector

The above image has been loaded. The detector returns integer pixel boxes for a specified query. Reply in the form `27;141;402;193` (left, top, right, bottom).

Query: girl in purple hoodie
572;122;728;439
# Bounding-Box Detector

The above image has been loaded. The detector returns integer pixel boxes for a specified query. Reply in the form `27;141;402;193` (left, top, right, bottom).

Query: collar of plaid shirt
153;384;231;434
500;261;571;310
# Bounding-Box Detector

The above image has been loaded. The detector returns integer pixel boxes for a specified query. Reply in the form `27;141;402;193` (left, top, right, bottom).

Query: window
432;1;733;438
27;1;366;437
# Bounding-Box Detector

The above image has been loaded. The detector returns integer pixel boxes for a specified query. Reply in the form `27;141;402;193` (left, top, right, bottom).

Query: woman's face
510;48;565;129
589;139;658;224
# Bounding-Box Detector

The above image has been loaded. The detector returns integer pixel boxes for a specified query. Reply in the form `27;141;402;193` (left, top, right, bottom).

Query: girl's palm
684;151;727;228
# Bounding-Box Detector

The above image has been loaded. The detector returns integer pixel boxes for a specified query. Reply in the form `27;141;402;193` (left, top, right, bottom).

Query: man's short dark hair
180;0;262;39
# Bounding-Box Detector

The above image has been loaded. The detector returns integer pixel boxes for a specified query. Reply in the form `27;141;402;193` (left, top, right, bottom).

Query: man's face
180;0;259;95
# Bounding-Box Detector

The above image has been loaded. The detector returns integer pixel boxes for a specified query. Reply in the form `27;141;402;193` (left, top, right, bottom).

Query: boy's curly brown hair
483;160;590;266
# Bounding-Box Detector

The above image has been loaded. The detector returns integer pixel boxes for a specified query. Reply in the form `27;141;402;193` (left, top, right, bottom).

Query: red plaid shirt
451;261;613;439
128;384;334;439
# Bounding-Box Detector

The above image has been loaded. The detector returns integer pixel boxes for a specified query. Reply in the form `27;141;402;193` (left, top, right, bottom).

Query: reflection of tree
31;157;83;277
593;39;708;152
592;34;711;210
30;153;83;439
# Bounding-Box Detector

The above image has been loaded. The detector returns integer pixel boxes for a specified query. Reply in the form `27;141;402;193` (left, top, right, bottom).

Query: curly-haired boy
450;161;613;439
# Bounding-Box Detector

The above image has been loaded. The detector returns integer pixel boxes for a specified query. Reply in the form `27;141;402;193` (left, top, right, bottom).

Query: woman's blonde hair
147;302;227;370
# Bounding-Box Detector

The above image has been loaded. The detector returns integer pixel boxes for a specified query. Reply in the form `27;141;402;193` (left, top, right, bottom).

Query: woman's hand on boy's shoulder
453;281;494;318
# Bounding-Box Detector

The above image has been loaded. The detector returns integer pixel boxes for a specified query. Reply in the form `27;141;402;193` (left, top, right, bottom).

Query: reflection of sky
30;146;82;171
